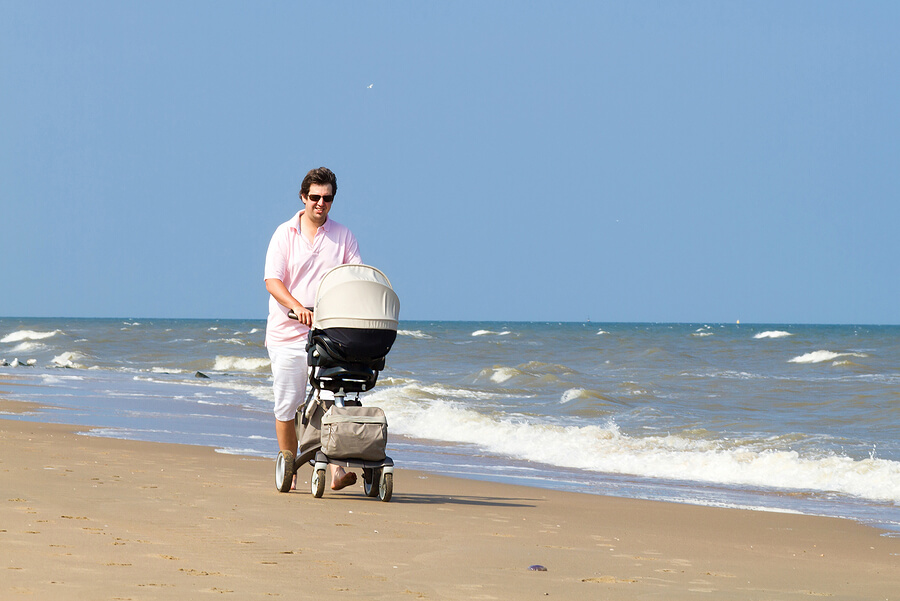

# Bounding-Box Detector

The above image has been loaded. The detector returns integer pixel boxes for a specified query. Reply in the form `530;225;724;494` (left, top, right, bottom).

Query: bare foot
331;468;357;491
291;474;297;490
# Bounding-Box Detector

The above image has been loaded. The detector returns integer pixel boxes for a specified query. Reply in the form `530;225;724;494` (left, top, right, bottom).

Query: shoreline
2;412;899;600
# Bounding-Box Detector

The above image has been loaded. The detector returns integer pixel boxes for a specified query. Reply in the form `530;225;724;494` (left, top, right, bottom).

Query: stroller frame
306;390;394;502
274;351;396;502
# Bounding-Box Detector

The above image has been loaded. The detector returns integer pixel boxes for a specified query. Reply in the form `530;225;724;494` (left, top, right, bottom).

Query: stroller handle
287;307;314;321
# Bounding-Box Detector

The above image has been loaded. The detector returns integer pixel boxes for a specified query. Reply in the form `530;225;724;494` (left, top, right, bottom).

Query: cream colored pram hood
312;264;400;332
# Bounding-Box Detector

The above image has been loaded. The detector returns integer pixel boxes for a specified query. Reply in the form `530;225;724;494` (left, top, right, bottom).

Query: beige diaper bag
320;406;388;461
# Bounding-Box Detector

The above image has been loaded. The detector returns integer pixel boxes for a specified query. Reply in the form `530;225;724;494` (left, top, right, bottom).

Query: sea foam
365;384;900;504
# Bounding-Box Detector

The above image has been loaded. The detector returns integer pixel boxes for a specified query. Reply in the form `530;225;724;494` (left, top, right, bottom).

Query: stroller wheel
311;468;326;498
379;472;393;502
364;468;380;497
275;451;294;493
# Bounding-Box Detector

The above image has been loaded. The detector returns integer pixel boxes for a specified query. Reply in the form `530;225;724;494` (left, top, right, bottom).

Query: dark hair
300;167;338;197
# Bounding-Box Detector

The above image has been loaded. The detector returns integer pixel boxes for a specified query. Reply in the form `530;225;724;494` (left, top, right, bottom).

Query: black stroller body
275;264;400;501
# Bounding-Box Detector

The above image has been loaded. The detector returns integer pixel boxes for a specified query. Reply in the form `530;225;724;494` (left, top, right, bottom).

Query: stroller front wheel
379;472;393;502
311;468;326;498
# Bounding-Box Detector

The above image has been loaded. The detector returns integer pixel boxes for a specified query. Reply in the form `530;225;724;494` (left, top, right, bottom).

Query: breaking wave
1;329;64;343
789;350;868;364
755;330;793;339
212;356;271;372
52;351;88;369
398;330;433;339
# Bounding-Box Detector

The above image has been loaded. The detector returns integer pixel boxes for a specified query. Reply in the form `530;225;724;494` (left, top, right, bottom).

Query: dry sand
2;409;898;600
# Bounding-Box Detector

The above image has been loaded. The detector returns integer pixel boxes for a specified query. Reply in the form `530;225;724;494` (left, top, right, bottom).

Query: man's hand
266;278;313;326
290;306;314;326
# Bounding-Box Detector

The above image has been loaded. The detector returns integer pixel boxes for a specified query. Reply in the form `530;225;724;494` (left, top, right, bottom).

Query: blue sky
2;1;898;323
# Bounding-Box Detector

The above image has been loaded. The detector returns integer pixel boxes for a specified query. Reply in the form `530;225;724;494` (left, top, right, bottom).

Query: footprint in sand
582;576;637;584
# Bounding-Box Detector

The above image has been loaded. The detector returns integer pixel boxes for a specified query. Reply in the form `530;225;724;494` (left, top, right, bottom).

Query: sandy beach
2;399;898;600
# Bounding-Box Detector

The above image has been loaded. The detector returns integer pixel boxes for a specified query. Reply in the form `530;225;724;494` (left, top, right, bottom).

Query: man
264;166;361;490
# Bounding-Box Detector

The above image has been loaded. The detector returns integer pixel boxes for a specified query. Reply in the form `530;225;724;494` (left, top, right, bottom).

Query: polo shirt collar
294;210;331;232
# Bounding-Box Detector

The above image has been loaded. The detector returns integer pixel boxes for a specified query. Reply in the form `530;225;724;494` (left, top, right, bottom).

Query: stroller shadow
386;493;537;508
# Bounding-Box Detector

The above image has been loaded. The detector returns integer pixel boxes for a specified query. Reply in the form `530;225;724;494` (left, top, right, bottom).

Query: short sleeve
264;226;289;282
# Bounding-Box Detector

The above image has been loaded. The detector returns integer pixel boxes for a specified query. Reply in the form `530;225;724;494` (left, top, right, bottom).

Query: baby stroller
275;264;400;501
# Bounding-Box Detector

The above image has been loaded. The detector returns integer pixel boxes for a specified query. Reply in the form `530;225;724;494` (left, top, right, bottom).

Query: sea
2;318;898;534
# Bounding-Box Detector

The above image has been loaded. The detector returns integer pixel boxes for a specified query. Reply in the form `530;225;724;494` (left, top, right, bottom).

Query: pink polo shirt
264;211;362;347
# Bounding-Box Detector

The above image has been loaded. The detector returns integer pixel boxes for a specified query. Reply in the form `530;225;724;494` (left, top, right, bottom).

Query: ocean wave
560;388;590;403
685;370;768;381
831;360;863;367
398;330;433;339
379;376;416;387
1;329;64;343
559;388;614;404
211;338;247;345
212;356;271;372
364;387;900;503
399;381;517;402
205;380;274;404
472;330;512;337
488;367;519;384
11;341;44;353
41;373;85;384
789;350;868;364
754;330;793;339
52;351;88;369
215;447;269;457
479;361;574;385
482;366;560;386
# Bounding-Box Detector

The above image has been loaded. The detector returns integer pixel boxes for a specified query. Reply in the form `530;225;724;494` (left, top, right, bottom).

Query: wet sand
2;412;898;600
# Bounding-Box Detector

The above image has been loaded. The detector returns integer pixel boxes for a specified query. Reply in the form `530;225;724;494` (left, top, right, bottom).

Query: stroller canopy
313;264;400;331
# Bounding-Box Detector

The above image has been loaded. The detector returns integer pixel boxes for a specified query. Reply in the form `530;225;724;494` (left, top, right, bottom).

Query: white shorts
268;341;309;422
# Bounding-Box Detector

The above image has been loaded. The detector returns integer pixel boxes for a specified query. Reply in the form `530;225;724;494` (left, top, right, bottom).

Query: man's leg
270;343;307;489
276;419;298;455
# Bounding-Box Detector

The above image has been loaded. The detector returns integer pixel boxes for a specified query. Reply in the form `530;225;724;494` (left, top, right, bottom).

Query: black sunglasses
307;194;334;203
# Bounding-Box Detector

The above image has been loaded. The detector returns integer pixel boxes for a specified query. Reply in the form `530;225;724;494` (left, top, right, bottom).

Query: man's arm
265;278;313;326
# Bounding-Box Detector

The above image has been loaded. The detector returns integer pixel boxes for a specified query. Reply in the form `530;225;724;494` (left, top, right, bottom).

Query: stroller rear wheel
275;451;294;493
364;468;392;501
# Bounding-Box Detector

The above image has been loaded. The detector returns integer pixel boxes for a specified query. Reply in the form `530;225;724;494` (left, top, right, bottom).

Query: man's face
301;183;334;225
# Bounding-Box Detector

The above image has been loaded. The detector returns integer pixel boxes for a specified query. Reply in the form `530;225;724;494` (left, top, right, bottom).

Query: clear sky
2;1;898;323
